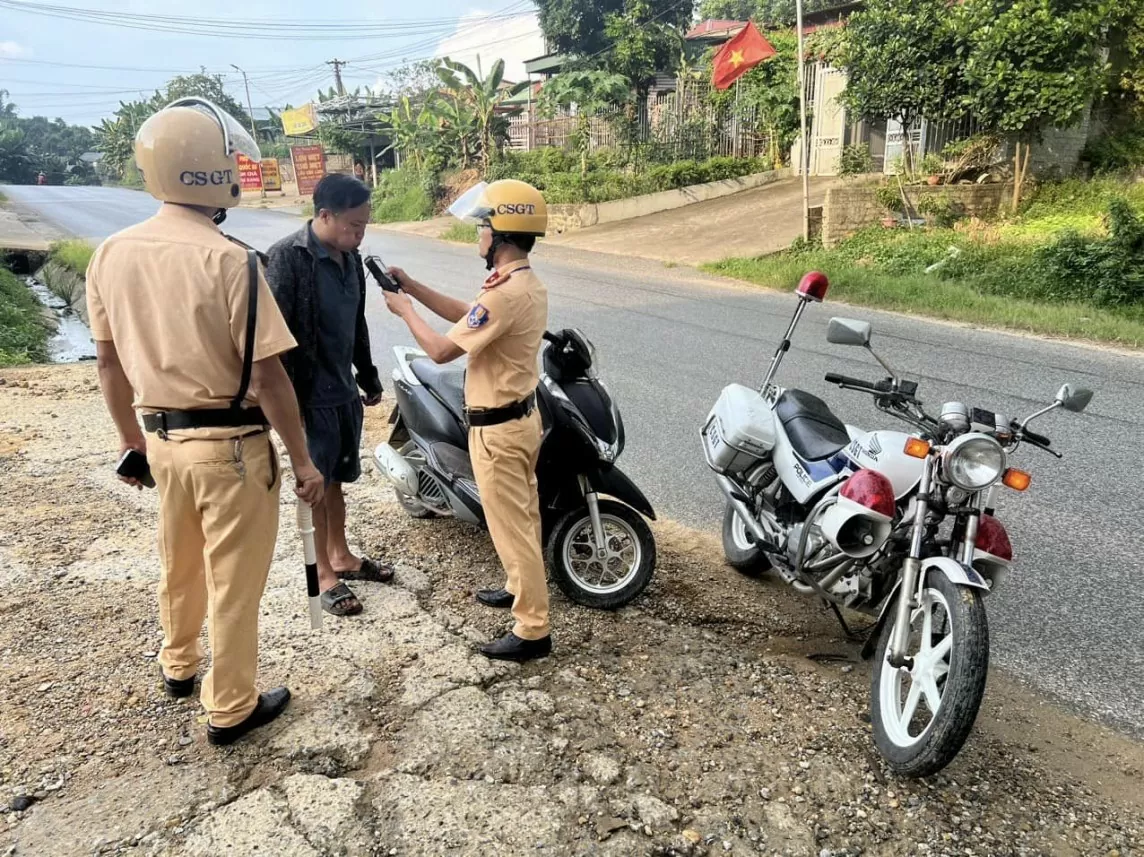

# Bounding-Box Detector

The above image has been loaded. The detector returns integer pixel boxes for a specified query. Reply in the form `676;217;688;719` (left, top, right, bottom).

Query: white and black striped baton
296;502;322;629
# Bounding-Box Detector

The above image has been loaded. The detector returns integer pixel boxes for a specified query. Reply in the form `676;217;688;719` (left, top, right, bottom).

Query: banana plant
378;95;438;172
428;93;478;170
435;57;527;170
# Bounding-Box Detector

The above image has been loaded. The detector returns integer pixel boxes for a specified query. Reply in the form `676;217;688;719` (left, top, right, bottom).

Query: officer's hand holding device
116;448;156;489
364;256;401;293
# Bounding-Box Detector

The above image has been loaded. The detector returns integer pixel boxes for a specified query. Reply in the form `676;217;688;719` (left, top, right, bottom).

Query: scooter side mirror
827;317;872;347
1056;383;1093;413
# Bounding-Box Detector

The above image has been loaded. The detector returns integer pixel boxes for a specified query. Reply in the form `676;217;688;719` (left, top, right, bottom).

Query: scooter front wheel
546;500;656;610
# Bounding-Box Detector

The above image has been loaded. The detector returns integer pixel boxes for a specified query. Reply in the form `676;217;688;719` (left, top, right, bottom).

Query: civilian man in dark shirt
266;174;393;617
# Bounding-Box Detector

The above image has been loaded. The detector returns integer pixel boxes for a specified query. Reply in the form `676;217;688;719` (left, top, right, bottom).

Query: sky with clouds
0;0;543;127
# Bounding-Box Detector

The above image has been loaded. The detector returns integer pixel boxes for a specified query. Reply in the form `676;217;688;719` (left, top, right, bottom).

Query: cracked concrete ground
1;364;1143;857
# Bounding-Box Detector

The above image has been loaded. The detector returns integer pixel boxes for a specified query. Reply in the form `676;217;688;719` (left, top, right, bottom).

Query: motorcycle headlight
942;434;1006;492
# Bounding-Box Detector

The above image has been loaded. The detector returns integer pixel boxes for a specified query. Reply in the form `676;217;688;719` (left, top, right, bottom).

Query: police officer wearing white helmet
384;179;553;662
85;98;324;744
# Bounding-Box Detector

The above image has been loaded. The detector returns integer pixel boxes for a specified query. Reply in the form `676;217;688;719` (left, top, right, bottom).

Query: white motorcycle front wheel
870;571;989;778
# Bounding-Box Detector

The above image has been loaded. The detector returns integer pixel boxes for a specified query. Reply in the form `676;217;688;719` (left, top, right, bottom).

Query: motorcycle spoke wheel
871;571;990;779
882;590;954;744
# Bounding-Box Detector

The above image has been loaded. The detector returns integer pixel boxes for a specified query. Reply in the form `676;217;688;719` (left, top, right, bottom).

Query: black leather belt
465;394;535;428
143;407;268;435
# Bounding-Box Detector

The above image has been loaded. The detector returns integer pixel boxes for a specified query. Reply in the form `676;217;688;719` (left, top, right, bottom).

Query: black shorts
303;399;364;485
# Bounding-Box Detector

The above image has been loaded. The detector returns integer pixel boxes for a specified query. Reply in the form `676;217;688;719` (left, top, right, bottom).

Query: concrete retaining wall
547;168;792;234
822;183;1010;247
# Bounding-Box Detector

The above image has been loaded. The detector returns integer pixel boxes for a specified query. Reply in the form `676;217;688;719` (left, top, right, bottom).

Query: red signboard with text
290;144;327;196
237;153;263;191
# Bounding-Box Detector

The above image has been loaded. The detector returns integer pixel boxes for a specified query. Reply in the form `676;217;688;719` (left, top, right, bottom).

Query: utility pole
327;59;347;96
795;0;810;242
231;64;266;199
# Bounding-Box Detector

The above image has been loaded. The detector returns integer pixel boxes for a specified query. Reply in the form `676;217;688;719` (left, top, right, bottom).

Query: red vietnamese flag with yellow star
712;21;777;90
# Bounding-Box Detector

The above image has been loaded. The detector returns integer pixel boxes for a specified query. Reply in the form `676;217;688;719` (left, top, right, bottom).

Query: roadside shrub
1035;198;1144;307
371;168;435;223
0;266;50;365
838;144;875;176
1083;125;1144;175
49;239;94;276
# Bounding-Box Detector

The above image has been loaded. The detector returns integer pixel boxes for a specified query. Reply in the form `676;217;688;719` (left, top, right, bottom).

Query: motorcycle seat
410;358;466;423
775;389;850;461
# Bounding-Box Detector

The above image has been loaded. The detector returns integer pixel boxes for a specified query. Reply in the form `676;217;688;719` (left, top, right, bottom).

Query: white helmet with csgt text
134;97;260;209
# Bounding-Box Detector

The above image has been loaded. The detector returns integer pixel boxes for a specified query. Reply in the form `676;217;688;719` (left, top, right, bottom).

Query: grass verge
0;266;50;365
439;222;477;244
49;239;94;276
705;253;1144;349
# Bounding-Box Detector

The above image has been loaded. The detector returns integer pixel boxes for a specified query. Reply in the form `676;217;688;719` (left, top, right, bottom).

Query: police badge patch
467;303;490;329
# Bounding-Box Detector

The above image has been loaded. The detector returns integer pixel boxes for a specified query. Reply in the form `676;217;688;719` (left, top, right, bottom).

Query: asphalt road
6;184;1144;737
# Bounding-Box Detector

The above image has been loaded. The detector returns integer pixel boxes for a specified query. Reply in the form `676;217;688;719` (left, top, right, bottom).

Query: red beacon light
796;271;829;303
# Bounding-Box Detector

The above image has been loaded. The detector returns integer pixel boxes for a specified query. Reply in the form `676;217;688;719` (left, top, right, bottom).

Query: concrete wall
822;183;1010;247
547;168;792;234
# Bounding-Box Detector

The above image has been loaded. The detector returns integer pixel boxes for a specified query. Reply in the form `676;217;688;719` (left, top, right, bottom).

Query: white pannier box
702;383;777;473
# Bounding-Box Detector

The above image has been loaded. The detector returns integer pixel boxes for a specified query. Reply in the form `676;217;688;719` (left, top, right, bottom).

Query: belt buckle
156;412;169;441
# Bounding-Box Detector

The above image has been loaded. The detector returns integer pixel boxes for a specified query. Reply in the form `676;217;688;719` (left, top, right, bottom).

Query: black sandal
321;581;363;616
336;558;395;584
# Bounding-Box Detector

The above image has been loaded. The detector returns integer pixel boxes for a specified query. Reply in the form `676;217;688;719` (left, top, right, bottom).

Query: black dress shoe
479;632;552;662
206;687;291;746
160;668;195;699
476;588;514;609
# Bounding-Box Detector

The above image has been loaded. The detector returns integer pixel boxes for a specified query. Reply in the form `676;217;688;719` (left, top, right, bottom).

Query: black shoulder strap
232;249;258;410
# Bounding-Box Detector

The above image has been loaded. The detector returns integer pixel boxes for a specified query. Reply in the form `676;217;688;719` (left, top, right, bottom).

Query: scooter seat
775;389;850;461
410;358;467;423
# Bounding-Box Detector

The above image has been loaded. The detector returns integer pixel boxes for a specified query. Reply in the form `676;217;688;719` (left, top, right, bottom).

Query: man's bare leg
324;482;362;573
313;492;360;613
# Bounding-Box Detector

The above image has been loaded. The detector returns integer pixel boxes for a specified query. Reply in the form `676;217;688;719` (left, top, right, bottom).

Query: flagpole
795;0;810;241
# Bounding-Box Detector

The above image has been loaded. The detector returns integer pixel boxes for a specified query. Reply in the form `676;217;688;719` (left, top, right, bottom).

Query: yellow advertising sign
281;104;317;136
260;157;283;192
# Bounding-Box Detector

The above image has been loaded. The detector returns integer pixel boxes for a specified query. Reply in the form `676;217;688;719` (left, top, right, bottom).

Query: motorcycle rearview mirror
1056;383;1093;413
826;317;872;347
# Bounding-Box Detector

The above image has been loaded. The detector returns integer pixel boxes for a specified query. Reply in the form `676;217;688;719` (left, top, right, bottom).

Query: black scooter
373;328;657;609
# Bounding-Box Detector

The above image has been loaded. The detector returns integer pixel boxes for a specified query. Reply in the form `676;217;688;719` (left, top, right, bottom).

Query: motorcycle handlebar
1021;427;1052;447
824;372;876;390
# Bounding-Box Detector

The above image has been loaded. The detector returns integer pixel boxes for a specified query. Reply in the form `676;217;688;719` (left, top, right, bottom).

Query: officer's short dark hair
502;234;536;253
313;174;371;215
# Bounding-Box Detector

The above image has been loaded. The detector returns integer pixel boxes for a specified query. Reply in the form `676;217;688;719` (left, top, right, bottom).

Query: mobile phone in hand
116;449;155;489
364;256;401;293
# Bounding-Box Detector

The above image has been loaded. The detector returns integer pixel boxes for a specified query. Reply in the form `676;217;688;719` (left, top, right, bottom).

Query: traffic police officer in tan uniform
383;179;552;662
86;98;325;744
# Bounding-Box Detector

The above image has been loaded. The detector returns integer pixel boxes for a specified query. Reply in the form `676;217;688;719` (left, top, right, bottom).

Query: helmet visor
165;97;261;163
448;181;493;225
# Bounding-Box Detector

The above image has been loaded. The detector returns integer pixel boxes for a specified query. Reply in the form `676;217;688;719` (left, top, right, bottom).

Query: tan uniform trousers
469;409;549;640
147;430;280;728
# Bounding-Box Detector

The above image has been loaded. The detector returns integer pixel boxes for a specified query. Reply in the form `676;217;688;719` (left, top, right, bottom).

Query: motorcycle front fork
578;475;609;559
887;461;995;667
888;455;934;669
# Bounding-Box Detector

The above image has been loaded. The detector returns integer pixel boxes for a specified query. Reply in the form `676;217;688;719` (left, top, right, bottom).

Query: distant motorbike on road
700;271;1093;777
373;327;657;610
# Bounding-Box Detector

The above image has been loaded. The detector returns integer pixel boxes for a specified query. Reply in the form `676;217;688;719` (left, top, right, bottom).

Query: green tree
833;0;968;176
958;0;1110;209
535;0;694;67
162;73;250;127
696;0;837;27
435;58;526;170
603;0;687;106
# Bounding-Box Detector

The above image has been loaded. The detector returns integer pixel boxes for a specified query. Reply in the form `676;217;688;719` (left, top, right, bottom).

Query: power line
0;0;530;41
